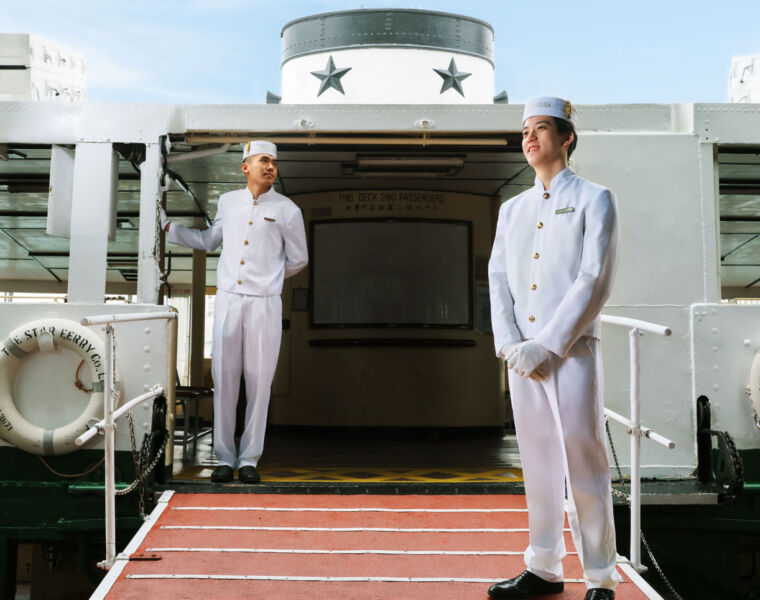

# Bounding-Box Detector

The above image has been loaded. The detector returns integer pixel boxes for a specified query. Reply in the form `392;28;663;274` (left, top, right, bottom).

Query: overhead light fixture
345;171;443;179
356;157;464;168
344;155;465;177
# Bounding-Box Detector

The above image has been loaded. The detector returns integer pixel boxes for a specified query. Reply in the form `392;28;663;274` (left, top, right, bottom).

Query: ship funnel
280;9;495;104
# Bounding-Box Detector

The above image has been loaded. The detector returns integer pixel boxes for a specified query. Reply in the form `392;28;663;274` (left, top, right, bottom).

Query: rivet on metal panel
144;365;150;372
713;384;720;390
415;119;435;129
711;328;718;334
712;346;718;352
144;346;150;353
295;118;314;129
745;340;752;347
143;384;150;392
713;365;719;371
145;327;151;335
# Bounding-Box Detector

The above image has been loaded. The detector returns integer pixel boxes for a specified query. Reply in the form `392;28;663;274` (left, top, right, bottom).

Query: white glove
498;342;521;361
159;206;170;231
507;340;550;378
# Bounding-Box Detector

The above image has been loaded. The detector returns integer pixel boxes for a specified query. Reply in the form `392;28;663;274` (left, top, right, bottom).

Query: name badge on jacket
264;217;276;222
555;207;575;215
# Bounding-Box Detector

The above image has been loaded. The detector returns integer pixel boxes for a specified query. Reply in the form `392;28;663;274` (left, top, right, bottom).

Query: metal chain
114;427;168;499
119;410;145;518
108;325;167;520
605;420;684;600
152;140;171;297
713;430;744;497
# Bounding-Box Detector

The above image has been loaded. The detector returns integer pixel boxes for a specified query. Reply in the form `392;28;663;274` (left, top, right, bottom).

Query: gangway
91;491;661;600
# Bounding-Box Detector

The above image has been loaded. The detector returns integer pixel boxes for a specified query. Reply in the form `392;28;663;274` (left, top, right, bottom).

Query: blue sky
3;0;759;105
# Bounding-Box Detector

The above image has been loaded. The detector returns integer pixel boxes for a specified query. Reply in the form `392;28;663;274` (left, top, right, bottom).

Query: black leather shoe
488;570;563;599
210;464;234;482
584;589;614;600
238;465;261;484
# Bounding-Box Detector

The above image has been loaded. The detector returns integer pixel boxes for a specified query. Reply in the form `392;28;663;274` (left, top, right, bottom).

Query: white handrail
80;310;176;571
81;311;177;326
604;408;676;449
75;386;164;446
601;314;672;337
600;314;674;574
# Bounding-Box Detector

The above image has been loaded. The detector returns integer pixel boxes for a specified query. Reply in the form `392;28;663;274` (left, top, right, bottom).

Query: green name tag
555;207;575;215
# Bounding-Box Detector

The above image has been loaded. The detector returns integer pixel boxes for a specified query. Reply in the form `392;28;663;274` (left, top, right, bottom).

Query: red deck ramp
92;490;660;600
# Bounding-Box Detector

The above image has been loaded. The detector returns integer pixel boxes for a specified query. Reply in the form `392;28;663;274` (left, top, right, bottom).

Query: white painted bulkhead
1;101;759;478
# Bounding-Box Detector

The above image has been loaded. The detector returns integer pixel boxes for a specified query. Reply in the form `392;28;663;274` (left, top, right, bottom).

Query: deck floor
172;426;524;484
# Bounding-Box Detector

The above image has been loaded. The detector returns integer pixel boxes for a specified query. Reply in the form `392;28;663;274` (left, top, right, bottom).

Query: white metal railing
601;314;675;574
75;310;177;570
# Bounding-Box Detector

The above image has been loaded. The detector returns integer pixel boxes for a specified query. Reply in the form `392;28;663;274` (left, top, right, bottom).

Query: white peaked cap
522;96;577;127
242;140;277;162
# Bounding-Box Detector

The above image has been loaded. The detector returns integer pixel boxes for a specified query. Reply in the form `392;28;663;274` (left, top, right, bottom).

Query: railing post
100;323;116;570
601;315;672;574
79;310;177;572
628;327;645;573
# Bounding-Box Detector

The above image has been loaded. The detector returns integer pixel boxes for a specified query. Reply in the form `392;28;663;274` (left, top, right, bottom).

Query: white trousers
508;337;621;590
211;290;282;469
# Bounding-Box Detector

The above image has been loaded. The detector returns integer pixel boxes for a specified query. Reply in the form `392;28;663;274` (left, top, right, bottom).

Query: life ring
0;318;110;455
750;349;760;432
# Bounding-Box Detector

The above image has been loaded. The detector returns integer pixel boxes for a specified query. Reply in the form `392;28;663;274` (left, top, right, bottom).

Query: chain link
108;325;168;520
114;424;168;499
606;421;684;600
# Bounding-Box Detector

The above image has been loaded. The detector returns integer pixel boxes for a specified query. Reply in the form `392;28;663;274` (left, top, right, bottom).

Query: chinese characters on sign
337;191;445;213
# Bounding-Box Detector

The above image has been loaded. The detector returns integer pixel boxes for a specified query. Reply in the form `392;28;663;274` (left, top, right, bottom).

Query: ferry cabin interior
3;102;760;598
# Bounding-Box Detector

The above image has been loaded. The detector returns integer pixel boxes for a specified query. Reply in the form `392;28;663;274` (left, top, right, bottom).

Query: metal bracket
86;419;105;436
128;552;162;561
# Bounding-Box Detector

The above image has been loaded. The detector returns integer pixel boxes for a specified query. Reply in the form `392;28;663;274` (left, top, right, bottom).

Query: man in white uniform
161;141;308;483
487;98;620;600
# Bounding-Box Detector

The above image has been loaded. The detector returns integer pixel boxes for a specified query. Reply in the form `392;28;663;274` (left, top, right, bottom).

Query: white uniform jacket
488;168;619;358
167;187;308;295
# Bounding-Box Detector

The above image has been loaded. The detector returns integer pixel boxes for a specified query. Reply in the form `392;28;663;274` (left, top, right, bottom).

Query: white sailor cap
523;96;577;127
242;140;277;162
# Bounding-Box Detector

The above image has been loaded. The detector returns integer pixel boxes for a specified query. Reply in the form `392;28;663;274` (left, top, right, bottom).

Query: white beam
137;143;163;304
67;143;117;303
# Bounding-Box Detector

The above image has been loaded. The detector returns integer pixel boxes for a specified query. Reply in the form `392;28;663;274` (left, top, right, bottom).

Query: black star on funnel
433;58;471;97
310;56;352;96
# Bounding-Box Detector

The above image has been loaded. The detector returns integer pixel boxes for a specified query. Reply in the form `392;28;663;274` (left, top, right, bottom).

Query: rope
37;455;104;479
74;360;93;393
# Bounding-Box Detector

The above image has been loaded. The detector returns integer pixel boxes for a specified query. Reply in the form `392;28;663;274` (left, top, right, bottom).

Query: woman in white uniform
161;141;308;484
487;98;620;600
